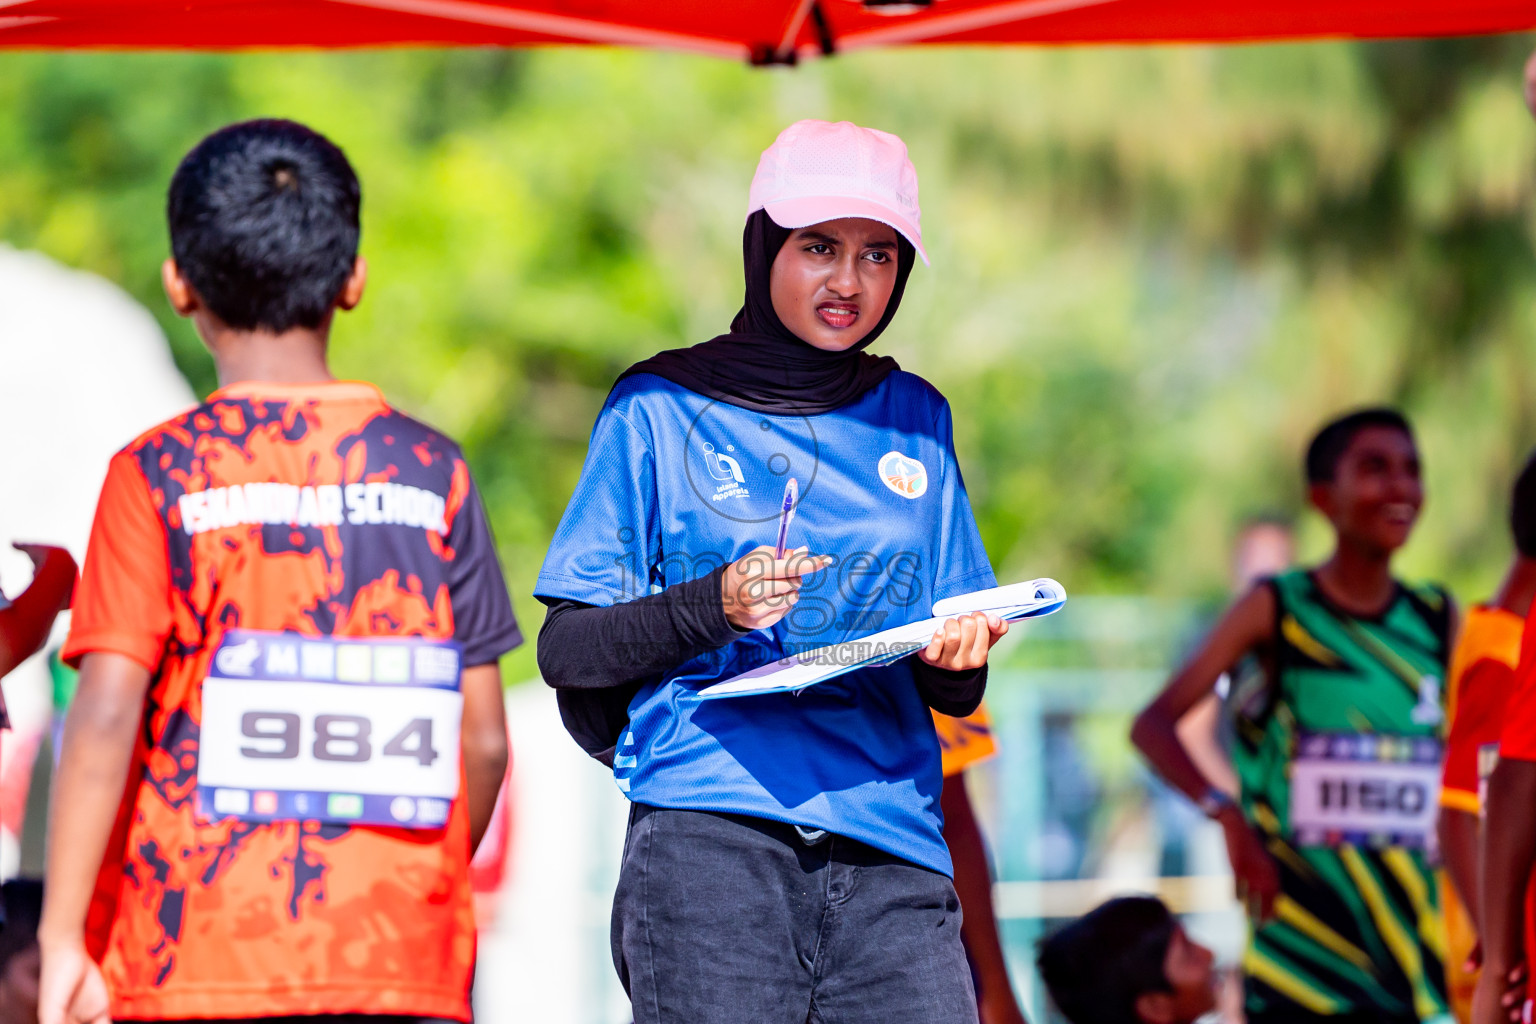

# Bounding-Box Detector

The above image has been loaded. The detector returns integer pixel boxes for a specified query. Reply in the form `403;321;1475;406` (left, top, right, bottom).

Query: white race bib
196;630;463;829
1289;732;1442;849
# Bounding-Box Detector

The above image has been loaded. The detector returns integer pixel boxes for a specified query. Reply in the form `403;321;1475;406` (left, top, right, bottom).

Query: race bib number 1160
196;630;464;830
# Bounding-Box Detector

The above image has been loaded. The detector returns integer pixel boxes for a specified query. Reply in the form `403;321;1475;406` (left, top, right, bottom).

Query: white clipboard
696;579;1066;701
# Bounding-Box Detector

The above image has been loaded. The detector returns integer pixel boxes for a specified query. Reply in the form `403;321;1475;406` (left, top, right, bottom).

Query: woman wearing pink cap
536;120;1007;1024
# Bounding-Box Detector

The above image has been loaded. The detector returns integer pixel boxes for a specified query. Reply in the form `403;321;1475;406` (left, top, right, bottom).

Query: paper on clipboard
696;578;1066;701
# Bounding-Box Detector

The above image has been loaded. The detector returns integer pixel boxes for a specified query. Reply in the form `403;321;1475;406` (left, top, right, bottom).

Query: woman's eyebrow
796;229;841;245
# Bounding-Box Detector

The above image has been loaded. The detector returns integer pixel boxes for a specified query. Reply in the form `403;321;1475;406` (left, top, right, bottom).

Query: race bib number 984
196;630;463;829
1289;731;1442;849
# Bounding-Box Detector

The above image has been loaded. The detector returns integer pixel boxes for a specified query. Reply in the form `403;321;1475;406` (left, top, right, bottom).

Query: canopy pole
751;0;834;65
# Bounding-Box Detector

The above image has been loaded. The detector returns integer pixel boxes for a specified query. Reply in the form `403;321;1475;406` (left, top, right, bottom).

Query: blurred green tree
2;39;1534;680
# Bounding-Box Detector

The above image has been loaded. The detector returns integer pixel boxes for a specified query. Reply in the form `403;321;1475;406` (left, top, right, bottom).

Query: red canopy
2;0;1534;58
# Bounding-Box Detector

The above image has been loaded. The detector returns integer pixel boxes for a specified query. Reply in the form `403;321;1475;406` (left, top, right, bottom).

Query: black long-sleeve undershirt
536;567;748;690
911;660;989;718
536;564;987;719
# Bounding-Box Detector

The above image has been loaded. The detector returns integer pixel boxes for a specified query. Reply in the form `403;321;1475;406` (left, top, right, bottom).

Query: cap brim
761;196;929;266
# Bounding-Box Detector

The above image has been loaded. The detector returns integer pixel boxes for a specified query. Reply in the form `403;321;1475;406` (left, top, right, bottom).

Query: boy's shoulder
120;382;468;469
1267;567;1447;608
1268;569;1453;649
1401;577;1452;612
1399;577;1455;651
1264;567;1307;601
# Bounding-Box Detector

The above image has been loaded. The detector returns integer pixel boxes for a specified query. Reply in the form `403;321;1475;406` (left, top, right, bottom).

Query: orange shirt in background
1440;605;1524;1024
934;702;998;779
1443;606;1523;814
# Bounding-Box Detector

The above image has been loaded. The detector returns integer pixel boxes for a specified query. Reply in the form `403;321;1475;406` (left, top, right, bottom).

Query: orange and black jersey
63;380;520;1021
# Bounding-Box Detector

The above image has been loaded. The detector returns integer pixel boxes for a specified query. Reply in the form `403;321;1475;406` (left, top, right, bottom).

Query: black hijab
618;209;916;415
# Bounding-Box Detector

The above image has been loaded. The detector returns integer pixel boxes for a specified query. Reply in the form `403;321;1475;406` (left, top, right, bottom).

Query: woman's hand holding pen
918;612;1008;671
722;545;832;631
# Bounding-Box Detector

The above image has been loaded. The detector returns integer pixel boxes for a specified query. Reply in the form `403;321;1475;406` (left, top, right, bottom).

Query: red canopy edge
0;0;1532;57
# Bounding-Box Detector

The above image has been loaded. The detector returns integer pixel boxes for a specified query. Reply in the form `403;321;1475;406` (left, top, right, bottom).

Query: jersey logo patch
215;638;261;676
1411;675;1443;726
700;441;750;502
878;451;928;499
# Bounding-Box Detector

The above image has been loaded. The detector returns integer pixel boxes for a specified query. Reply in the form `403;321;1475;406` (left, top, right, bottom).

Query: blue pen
774;478;799;559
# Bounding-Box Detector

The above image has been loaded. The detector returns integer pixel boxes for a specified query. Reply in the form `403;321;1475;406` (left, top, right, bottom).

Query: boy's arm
941;773;1028;1024
1131;584;1272;800
1439;807;1483;936
1131;584;1278;917
40;451;172;1024
1475;757;1536;1024
38;651;151;1024
1175;693;1239;796
439;475;517;853
0;543;77;678
461;662;509;855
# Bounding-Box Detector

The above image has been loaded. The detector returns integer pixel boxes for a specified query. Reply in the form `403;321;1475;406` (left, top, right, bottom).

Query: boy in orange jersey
1440;452;1536;1023
38;120;520;1024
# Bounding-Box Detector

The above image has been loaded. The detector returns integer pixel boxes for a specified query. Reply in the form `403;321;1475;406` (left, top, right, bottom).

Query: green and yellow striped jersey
1232;569;1453;1023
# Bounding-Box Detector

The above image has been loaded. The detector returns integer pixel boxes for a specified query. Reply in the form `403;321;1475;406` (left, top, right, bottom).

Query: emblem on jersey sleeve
878;451;928;499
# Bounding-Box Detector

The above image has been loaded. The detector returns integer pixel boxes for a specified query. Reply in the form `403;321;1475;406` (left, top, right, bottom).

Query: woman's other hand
918;611;1007;671
722;546;831;631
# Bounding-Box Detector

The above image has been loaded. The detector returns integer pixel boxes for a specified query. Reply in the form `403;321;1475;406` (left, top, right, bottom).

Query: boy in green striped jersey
1133;409;1454;1024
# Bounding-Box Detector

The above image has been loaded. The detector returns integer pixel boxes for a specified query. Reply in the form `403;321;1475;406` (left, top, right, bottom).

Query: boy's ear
1133;990;1175;1024
161;259;199;317
338;256;367;311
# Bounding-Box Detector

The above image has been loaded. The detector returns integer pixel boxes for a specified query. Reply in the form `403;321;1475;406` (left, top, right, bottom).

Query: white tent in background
0;246;194;876
0;245;194;564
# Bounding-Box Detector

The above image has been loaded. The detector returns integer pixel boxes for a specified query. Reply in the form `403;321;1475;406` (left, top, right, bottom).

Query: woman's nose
826;256;860;296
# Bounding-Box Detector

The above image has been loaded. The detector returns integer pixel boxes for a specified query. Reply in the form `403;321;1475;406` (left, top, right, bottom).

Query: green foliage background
4;38;1536;681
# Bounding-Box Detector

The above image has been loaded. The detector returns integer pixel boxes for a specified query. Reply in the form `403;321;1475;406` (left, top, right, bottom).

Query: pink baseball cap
747;119;928;265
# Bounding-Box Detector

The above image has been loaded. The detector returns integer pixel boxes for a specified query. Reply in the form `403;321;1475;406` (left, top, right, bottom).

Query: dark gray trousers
612;804;978;1024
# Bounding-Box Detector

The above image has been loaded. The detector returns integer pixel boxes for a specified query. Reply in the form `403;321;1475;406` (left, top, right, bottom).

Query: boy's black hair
1304;408;1414;484
1037;895;1176;1024
0;879;41;970
167;119;360;333
1511;449;1536;559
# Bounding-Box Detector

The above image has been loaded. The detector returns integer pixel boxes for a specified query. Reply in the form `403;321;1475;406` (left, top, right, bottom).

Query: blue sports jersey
535;371;995;875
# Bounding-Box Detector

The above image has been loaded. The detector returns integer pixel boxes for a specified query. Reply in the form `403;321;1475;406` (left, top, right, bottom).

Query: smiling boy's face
1135;925;1218;1024
1309;425;1423;557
